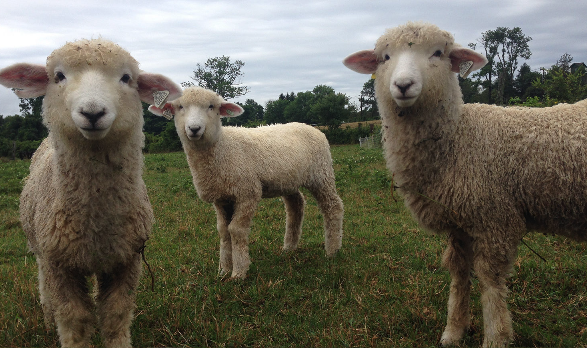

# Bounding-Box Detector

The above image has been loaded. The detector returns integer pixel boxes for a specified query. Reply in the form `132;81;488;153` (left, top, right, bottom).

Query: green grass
1;146;586;347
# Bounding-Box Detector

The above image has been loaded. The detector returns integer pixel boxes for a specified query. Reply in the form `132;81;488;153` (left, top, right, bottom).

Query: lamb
343;21;587;348
0;38;182;348
148;87;344;279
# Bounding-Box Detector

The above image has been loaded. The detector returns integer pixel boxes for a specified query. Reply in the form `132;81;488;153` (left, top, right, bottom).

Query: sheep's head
344;22;487;109
148;87;243;146
0;39;181;141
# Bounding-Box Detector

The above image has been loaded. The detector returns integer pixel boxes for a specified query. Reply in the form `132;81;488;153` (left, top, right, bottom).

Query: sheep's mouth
394;96;418;107
79;127;109;140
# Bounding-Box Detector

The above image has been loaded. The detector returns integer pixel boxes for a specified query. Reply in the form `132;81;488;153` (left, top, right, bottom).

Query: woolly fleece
345;22;587;348
1;38;181;348
165;87;344;279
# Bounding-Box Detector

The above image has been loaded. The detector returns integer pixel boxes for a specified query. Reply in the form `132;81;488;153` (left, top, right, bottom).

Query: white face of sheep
53;65;135;140
149;88;244;144
0;40;183;141
343;29;487;109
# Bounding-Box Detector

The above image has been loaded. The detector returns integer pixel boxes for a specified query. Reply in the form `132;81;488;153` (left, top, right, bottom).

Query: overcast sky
1;0;586;116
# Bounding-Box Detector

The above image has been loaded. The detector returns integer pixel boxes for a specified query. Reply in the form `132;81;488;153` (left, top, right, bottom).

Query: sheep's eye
208;104;214;110
384;54;390;61
54;71;66;83
179;105;183;110
432;50;442;58
120;74;131;84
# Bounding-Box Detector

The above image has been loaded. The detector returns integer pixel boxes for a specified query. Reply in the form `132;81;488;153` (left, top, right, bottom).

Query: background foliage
1;26;586;158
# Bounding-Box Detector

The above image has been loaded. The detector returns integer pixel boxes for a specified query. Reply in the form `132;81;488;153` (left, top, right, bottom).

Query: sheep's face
45;40;142;140
158;87;243;146
373;24;456;108
344;22;488;110
0;39;182;144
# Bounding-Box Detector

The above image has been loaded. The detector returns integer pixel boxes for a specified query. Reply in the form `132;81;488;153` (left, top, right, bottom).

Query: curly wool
364;22;587;348
171;87;344;279
18;38;153;348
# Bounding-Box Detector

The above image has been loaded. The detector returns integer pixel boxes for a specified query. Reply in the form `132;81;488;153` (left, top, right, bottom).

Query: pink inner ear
137;73;182;104
219;102;244;117
449;48;488;73
343;50;378;74
162;103;175;115
0;63;49;98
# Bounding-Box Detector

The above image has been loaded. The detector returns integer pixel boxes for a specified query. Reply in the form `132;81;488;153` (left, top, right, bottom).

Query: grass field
0;145;586;347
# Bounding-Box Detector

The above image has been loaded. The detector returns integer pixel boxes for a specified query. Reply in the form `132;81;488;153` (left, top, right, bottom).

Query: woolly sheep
0;39;182;348
149;87;344;279
344;21;587;348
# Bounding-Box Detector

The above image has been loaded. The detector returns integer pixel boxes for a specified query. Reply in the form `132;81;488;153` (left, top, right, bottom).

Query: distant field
0;145;585;347
317;120;382;130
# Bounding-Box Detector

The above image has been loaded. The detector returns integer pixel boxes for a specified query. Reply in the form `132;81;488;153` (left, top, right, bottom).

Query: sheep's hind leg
228;199;258;279
96;257;141;348
440;230;473;347
214;201;235;277
308;183;344;257
282;191;305;251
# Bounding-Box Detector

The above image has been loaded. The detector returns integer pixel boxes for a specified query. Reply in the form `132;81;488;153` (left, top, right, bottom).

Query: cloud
1;0;586;116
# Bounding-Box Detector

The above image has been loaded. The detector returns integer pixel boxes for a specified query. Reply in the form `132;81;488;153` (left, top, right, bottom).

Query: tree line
1;27;586;158
460;27;587;106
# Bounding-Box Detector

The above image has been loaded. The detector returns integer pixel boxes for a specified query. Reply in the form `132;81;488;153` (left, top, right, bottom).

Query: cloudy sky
1;0;586;116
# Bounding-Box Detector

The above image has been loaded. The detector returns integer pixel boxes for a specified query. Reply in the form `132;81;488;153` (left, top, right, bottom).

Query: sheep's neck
382;100;461;191
51;132;145;203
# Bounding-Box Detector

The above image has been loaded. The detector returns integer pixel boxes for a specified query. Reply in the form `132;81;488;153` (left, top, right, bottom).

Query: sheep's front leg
227;199;259;279
282;191;305;251
214;201;235;277
473;235;518;348
96;257;142;348
44;263;96;348
440;231;473;346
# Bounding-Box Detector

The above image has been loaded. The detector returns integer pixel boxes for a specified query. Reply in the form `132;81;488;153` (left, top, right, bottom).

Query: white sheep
149;87;344;279
344;21;587;348
0;38;182;348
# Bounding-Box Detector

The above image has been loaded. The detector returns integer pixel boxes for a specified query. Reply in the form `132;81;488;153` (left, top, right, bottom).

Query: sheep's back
198;123;334;200
452;100;587;239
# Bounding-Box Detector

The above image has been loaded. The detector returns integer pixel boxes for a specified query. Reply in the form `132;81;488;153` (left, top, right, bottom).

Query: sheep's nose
189;126;201;135
81;109;106;125
395;82;413;95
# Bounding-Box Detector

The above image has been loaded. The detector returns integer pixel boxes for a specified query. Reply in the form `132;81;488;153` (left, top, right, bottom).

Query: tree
264;98;290;124
514;63;543;101
477;27;532;105
283;91;314;124
183;56;250;99
358;79;378;121
309;85;351;130
533;63;587;104
555;53;573;74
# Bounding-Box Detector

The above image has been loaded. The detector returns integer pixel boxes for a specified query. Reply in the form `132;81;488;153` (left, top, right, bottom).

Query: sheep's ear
449;47;488;78
343;50;378;74
137;72;182;104
0;63;49;98
219;102;244;118
148;103;175;120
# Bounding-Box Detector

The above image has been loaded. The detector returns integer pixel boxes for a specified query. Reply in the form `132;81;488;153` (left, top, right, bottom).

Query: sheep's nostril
81;109;106;125
189;126;201;135
396;83;412;95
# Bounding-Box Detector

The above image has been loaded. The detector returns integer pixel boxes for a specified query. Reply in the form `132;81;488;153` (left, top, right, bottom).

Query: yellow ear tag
226;109;234;116
371;74;376;80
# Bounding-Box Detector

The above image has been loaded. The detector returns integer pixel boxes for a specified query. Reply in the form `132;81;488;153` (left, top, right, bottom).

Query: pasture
0;145;585;347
